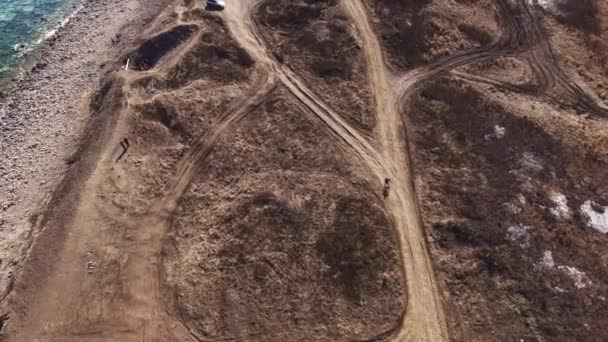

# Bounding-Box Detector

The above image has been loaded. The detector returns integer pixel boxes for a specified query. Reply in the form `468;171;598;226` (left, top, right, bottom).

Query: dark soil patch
130;25;197;71
162;31;254;89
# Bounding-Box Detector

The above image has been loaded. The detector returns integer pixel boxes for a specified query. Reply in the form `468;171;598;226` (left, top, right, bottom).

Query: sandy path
3;4;276;338
6;69;276;342
341;1;449;341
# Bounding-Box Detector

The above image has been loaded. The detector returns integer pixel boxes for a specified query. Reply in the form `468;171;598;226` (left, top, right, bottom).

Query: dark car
206;0;225;11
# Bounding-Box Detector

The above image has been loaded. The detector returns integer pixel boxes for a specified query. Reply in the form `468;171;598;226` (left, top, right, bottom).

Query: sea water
0;0;81;82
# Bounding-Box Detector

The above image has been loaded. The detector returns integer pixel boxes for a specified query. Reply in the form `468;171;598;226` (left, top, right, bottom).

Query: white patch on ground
494;125;506;139
554;286;566;293
538;250;556;269
528;0;561;13
549;191;571;220
557;265;592;289
485;125;506;140
517;194;527;205
580;201;608;233
536;250;592;289
503;201;522;214
506;224;532;248
519;152;543;173
537;0;555;10
510;153;543;193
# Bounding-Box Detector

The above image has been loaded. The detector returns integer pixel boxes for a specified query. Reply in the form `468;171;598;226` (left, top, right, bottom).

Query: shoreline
0;1;84;91
0;0;169;309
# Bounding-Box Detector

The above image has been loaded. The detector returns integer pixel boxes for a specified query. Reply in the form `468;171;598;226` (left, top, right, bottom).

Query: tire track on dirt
152;72;276;212
342;1;450;341
9;32;275;342
224;1;388;179
115;71;276;342
223;0;605;340
457;0;608;117
391;0;536;90
229;1;452;341
365;0;606;340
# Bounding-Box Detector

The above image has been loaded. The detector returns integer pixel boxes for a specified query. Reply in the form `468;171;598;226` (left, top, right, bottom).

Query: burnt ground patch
130;25;197;71
408;76;608;340
162;90;405;341
255;0;376;131
365;0;498;71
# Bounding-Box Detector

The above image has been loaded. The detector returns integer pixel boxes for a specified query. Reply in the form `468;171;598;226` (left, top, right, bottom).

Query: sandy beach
0;0;168;310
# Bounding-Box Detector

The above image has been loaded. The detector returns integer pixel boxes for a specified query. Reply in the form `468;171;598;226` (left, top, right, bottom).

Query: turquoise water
0;0;80;81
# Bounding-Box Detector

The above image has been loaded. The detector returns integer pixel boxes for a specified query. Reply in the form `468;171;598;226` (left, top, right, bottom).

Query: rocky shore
0;0;168;305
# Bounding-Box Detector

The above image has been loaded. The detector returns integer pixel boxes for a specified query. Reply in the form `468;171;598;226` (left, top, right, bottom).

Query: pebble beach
0;0;168;306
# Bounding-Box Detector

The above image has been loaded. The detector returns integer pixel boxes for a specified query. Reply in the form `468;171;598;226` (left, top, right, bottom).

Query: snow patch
557;265;592;289
554;286;566;293
506;224;531;248
537;0;556;10
528;0;560;13
580;201;608;233
503;202;522;214
519;152;543;173
485;125;506;140
538;250;555;269
549;191;571;220
536;250;592;289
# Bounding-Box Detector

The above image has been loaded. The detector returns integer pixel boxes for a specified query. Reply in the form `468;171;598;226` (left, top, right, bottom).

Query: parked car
206;0;225;11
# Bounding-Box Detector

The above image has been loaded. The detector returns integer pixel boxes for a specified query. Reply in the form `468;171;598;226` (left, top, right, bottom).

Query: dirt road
341;1;449;341
227;1;449;341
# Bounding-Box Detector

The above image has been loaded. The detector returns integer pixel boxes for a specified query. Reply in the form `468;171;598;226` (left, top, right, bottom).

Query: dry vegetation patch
163;91;405;341
256;0;376;131
408;76;608;340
